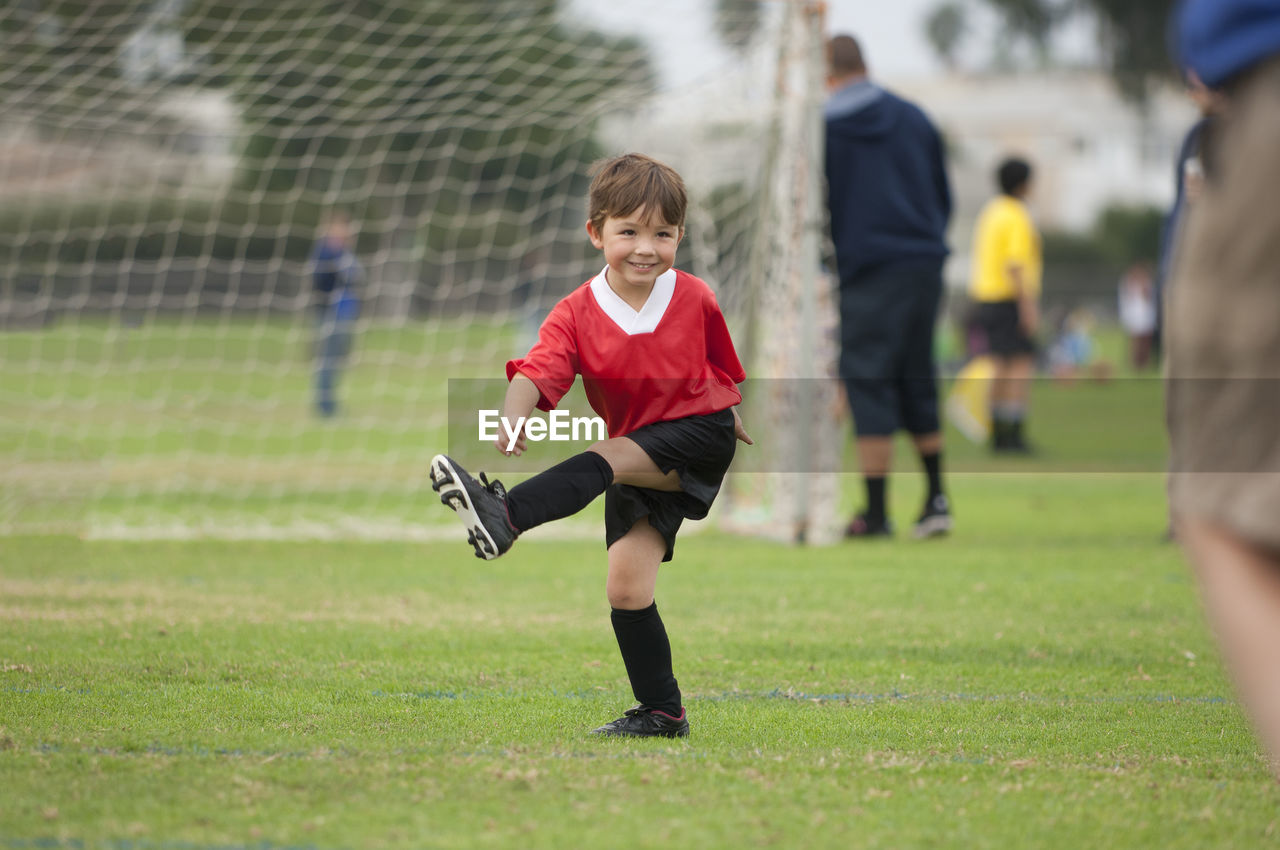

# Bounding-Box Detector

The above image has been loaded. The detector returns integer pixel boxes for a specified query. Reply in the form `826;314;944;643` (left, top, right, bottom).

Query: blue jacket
824;80;951;280
1178;0;1280;88
311;237;357;297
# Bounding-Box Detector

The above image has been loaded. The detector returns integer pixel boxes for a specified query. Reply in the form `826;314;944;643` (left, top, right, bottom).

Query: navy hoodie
824;80;951;280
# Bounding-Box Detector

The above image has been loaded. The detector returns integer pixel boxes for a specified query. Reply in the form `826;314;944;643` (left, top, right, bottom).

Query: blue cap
1178;0;1280;87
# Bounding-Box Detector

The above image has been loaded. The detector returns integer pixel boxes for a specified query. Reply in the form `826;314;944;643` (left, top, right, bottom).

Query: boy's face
327;217;352;245
586;205;683;295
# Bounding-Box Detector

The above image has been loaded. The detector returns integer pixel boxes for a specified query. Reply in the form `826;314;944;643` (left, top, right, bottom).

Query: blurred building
0;89;237;200
894;69;1199;268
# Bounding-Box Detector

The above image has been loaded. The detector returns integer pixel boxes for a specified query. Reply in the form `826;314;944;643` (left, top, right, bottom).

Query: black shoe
913;493;952;539
844;512;893;539
993;420;1035;455
429;454;518;560
591;705;689;738
994;437;1036;456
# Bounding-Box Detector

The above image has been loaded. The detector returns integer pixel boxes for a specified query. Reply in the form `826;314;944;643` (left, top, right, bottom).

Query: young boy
968;157;1041;454
429;153;751;738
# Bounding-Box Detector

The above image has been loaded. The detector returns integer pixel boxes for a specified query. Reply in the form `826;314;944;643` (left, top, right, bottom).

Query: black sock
1010;418;1027;446
610;602;682;716
865;475;887;522
920;451;944;501
990;415;1009;448
504;450;614;532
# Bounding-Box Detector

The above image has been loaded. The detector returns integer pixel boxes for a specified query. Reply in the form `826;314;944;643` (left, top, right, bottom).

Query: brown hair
828;34;867;77
587;153;687;234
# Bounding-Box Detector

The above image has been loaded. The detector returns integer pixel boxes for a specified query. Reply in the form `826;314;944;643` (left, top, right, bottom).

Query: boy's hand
495;419;528;456
496;372;541;457
732;407;754;445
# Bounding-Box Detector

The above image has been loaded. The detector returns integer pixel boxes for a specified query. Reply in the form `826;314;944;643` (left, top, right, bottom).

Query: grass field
3;477;1277;849
3;319;1276;847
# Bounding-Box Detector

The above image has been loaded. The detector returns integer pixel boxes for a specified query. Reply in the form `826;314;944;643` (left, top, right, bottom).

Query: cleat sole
429;455;505;560
912;515;953;539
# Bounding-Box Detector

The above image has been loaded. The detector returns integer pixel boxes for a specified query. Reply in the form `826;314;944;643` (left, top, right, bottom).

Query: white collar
588;266;676;335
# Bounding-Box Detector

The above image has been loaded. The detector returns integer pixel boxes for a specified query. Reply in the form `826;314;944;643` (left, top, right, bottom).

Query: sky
563;0;958;83
563;0;1098;85
825;0;949;78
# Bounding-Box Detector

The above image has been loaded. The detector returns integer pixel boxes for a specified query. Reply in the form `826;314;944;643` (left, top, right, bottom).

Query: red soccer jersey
506;267;746;438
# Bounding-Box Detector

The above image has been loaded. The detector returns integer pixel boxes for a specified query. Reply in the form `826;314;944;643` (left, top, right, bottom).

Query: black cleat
844;512;893;539
912;493;952;539
429;454;518;560
591;706;689;739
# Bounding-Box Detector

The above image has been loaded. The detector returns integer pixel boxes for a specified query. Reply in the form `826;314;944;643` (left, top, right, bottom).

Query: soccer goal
0;0;831;541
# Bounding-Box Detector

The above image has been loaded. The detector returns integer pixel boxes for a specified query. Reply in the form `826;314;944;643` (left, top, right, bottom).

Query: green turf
3;318;1273;847
2;473;1276;849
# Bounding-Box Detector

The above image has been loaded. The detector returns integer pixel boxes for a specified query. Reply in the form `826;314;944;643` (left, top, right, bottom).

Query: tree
0;0;660;285
979;0;1177;102
713;0;765;55
180;0;653;202
924;2;969;70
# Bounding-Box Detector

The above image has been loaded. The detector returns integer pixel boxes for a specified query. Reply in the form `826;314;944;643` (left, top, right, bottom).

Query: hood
824;80;899;140
1178;0;1280;87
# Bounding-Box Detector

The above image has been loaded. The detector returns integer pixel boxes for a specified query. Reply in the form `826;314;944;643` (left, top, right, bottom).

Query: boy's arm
1004;213;1040;337
496;372;542;456
1006;262;1038;336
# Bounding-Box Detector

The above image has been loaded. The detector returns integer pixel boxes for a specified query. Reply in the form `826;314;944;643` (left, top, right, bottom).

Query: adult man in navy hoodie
824;34;952;541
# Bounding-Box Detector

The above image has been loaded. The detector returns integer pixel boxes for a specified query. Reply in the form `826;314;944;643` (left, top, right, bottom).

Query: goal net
0;0;831;541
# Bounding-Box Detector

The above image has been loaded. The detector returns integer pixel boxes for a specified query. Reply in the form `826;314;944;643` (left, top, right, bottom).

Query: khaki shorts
1167;57;1280;550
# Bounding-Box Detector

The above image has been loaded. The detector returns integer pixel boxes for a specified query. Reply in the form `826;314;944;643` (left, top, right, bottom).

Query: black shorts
972;300;1036;357
604;409;737;562
839;258;944;437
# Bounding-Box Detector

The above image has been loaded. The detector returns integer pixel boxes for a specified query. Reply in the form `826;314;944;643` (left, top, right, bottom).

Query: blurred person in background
968;157;1041;455
1153;70;1228;363
1168;0;1280;778
1047;308;1111;384
1117;262;1157;371
311;210;362;418
823;33;954;540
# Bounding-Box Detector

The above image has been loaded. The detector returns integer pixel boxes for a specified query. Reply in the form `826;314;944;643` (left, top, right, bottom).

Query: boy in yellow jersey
968;158;1041;453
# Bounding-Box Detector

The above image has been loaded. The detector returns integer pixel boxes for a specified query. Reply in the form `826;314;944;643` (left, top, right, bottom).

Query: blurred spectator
311;211;362;418
1117;262;1157;370
969;157;1041;454
1047;309;1112;383
1153;71;1228;362
1168;0;1280;779
823;33;953;540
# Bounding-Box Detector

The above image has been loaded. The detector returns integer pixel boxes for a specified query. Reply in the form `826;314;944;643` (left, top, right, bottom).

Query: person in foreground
1168;0;1280;778
430;153;751;738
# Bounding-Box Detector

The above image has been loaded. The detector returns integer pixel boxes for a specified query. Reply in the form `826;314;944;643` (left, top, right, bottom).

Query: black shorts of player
605;409;737;563
973;299;1036;357
838;257;944;437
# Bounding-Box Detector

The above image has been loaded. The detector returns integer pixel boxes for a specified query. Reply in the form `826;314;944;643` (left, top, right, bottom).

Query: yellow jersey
969;195;1041;302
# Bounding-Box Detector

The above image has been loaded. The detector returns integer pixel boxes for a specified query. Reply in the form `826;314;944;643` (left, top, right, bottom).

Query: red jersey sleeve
704;290;747;384
505;298;579;411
